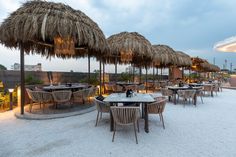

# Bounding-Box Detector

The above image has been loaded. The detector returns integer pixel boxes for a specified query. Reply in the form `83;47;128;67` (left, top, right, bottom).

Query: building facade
11;63;42;71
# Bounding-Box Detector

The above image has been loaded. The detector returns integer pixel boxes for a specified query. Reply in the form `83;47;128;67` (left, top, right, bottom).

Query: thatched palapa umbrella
106;32;154;86
175;51;192;68
0;1;107;114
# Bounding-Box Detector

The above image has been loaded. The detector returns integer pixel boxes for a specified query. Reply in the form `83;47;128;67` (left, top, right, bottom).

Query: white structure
11;63;42;71
214;36;236;52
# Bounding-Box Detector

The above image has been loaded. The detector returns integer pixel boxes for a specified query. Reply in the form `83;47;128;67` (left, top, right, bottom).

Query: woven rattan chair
83;87;96;103
160;88;173;101
110;106;140;144
41;91;53;111
196;88;204;104
52;90;72;108
114;85;123;93
177;90;196;107
94;97;110;126
213;84;219;96
203;85;213;96
147;96;167;129
125;85;138;92
26;88;42;112
72;90;84;104
137;84;145;93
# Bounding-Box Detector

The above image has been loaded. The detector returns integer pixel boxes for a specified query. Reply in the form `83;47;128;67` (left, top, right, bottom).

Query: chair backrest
94;97;110;113
89;87;98;97
147;96;167;114
114;85;123;92
126;85;137;91
213;84;219;92
26;88;42;102
41;91;53;102
52;90;72;102
138;84;145;90
177;90;196;98
111;106;140;126
161;88;173;96
203;85;213;91
73;90;84;98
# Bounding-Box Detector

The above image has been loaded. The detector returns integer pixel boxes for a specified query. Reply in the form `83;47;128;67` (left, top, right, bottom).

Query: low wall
0;70;168;89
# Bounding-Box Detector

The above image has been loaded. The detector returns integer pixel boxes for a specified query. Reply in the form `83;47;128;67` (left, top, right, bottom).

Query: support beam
99;61;102;95
20;48;25;115
145;66;148;93
103;62;105;93
115;57;117;83
88;55;90;81
139;67;142;83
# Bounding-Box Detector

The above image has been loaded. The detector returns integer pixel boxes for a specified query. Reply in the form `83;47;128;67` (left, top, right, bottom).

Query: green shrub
25;75;43;85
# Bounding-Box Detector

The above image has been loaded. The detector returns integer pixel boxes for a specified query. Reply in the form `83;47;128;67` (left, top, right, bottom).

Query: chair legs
95;111;100;127
112;122;139;144
133;122;138;144
160;114;165;129
112;123;116;142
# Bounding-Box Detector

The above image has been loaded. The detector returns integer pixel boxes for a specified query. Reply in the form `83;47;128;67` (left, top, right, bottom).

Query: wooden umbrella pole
161;68;163;81
103;62;105;93
153;65;155;84
132;64;135;82
145;65;148;93
156;68;159;81
99;61;102;95
115;57;117;83
20;47;25;115
139;67;142;83
88;55;90;81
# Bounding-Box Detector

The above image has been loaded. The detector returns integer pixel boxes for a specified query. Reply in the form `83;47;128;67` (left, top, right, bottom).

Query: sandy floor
0;89;236;157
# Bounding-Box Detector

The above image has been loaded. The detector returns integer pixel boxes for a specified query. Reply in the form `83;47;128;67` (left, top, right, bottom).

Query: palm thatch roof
152;44;178;67
0;0;107;58
104;32;154;66
175;51;192;67
191;57;220;72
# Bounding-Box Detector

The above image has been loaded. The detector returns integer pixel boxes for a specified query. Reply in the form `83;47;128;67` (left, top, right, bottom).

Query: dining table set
103;92;155;133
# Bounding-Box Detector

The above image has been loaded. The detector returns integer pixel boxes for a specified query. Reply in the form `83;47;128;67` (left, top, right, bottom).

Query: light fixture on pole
8;88;14;110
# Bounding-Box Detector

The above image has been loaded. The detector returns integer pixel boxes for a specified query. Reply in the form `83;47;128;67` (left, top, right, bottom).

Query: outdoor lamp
8;88;14;110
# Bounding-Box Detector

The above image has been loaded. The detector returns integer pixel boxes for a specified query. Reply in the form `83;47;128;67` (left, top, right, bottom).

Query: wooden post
145;65;148;93
153;66;155;84
20;48;25;115
88;55;90;81
156;68;159;81
161;68;163;80
103;62;105;93
132;64;135;82
139;67;142;83
115;57;117;83
99;61;102;95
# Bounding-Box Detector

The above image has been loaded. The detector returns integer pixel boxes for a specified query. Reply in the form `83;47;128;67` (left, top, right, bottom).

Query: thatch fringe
0;0;107;58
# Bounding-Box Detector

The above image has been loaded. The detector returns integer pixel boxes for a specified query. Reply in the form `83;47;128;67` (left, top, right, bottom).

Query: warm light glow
120;49;133;63
8;88;14;93
54;36;75;55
